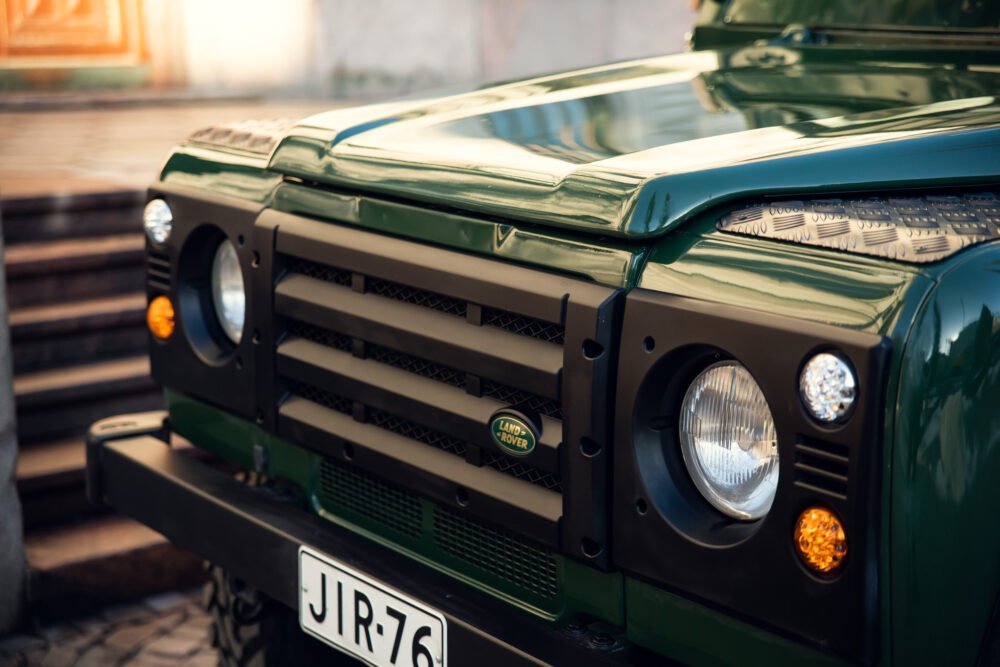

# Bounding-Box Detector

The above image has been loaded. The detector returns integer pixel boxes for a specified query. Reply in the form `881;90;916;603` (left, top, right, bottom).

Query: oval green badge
490;413;537;456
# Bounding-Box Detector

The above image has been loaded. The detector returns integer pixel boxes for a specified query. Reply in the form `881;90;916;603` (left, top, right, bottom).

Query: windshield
724;0;1000;31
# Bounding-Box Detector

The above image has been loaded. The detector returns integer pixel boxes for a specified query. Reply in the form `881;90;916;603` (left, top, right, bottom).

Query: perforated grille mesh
292;383;352;414
318;458;422;538
482;451;562;492
291;259;353;287
433;507;559;599
367;276;467;317
481;379;562;420
483;307;565;345
367;407;468;457
288;321;352;353
367;345;467;389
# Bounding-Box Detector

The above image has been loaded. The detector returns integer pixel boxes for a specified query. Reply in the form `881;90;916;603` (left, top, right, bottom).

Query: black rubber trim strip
91;435;661;667
279;397;561;547
275;274;563;399
277;337;561;473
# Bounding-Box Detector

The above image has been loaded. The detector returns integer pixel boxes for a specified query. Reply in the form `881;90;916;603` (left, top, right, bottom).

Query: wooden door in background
0;0;145;64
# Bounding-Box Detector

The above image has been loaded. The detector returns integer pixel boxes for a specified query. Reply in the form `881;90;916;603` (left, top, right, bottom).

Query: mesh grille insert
482;451;562;493
367;276;467;317
318;458;422;538
481;379;562;420
483;307;564;345
292;259;353;287
292;383;353;414
433;507;558;599
367;407;468;457
289;321;353;353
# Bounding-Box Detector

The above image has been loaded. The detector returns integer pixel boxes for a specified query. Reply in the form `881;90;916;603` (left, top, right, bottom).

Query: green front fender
892;243;1000;666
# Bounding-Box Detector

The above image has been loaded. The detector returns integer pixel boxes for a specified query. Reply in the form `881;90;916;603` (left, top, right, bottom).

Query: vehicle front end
86;4;1000;665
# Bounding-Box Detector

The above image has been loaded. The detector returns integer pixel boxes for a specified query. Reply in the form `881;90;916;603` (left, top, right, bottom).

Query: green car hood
269;47;1000;239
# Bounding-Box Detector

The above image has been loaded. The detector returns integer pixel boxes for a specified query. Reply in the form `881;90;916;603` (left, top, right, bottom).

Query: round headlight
210;239;245;344
800;353;856;423
143;199;172;245
678;361;778;521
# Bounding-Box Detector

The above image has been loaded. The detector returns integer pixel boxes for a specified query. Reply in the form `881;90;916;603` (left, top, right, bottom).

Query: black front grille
318;457;422;538
269;209;619;563
433;507;559;599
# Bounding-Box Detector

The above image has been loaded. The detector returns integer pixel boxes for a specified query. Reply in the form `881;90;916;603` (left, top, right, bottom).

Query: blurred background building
1;0;693;98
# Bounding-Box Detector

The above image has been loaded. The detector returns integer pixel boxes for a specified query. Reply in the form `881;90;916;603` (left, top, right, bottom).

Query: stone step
3;234;146;309
25;514;206;624
0;190;145;245
9;293;148;375
14;356;163;445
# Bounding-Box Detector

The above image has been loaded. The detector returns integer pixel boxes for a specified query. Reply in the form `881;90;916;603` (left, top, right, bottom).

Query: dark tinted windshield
724;0;1000;30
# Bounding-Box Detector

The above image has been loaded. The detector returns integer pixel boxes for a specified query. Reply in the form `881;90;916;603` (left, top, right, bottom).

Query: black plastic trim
613;289;889;662
145;183;263;421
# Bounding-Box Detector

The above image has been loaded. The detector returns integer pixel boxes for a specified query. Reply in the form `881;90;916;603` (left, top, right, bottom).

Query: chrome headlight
678;361;778;521
143;198;173;245
210;239;245;344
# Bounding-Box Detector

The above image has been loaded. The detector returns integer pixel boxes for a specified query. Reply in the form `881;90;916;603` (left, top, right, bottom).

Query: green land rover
85;1;1000;665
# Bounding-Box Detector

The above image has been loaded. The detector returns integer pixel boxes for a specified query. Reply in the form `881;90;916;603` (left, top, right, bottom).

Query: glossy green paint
166;390;624;626
160;146;282;204
272;182;645;288
268;48;1000;239
891;244;1000;666
625;579;849;667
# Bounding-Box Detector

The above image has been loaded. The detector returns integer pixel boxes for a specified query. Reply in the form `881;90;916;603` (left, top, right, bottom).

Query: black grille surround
256;209;622;566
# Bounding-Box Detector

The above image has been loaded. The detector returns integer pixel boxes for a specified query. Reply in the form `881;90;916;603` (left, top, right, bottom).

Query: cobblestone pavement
0;590;216;667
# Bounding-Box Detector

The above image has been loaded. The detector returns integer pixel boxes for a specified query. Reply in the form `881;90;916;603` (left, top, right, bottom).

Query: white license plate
299;546;447;667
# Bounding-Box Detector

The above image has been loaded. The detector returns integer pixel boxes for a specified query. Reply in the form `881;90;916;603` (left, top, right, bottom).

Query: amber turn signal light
147;295;175;340
794;506;847;574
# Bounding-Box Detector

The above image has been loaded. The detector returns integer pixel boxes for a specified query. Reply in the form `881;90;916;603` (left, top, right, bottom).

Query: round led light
143;198;173;245
800;353;857;423
794;506;847;574
210;239;245;344
679;361;779;521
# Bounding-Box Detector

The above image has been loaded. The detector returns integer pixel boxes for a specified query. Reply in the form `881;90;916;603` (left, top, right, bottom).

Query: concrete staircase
2;191;204;618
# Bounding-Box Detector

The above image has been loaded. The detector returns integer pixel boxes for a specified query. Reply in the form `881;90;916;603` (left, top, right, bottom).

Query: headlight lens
143;198;172;244
679;361;778;520
800;352;856;423
210;239;245;344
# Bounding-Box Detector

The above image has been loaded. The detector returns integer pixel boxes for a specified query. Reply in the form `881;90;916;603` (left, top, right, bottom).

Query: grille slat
290;320;562;419
288;382;560;491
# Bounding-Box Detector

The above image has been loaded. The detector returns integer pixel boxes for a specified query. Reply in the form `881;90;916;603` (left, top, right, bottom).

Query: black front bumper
85;413;659;667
